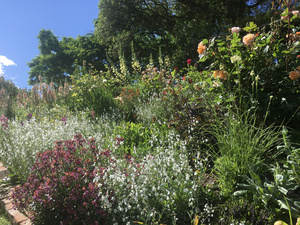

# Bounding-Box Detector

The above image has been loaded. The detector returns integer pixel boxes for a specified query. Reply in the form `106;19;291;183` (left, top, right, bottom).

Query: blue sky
0;0;99;89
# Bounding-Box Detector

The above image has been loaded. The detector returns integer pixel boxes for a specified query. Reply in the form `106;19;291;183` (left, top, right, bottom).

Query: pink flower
183;76;186;81
231;27;241;34
163;91;167;95
292;10;299;16
187;59;192;65
174;67;178;71
243;34;255;46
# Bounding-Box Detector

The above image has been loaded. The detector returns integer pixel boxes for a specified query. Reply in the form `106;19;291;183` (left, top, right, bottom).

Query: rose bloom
289;71;300;80
213;70;220;78
231;27;241;34
243;34;255;46
281;15;289;20
187;59;192;65
197;42;207;55
219;70;228;80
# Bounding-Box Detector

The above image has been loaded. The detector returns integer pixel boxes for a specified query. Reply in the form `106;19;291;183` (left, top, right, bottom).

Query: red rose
174;67;178;71
183;76;186;80
187;59;192;65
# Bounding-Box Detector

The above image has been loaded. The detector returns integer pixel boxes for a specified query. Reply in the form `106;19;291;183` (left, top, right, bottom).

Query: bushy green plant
210;109;283;196
67;72;120;117
113;121;184;158
197;17;300;129
216;198;274;225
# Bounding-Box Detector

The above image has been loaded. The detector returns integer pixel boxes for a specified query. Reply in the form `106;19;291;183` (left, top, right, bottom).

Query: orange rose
213;70;220;78
197;42;207;55
289;71;300;80
219;70;228;80
213;70;228;79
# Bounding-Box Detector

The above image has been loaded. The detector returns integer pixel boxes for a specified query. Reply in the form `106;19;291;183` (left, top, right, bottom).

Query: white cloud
0;55;17;75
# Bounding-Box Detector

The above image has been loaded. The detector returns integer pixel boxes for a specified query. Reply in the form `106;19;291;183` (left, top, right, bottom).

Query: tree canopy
94;0;276;68
28;29;106;85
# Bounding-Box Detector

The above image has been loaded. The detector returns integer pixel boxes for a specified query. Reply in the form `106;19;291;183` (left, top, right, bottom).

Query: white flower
231;27;241;34
230;55;242;64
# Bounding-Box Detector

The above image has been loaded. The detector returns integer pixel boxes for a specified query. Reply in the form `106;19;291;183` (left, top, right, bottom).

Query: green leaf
233;190;248;196
202;39;208;45
266;35;272;44
278;186;288;195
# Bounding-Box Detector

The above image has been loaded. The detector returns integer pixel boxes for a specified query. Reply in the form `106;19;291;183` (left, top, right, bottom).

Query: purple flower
27;113;32;121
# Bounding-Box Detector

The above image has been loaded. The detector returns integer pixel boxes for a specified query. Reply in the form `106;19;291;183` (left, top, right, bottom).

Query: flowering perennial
213;70;229;80
243;33;255;46
231;27;241;34
289;70;300;80
197;42;207;55
12;134;114;224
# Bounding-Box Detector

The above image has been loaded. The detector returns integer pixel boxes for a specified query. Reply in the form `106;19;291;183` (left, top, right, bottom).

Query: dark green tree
28;29;106;85
94;0;277;68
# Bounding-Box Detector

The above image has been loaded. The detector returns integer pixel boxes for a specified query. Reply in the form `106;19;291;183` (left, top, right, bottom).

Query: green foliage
210;109;283;196
216;199;274;225
234;165;300;219
94;0;275;69
198;19;300;129
113;122;177;158
67;73;120;117
28;29;106;85
0;76;19;119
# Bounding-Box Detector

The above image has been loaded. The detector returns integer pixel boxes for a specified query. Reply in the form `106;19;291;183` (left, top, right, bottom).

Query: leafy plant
67;72;120;117
234;162;300;219
11;134;114;224
210;108;283;196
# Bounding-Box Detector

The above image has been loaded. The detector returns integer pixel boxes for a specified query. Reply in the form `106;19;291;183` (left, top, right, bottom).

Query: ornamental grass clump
12;134;114;225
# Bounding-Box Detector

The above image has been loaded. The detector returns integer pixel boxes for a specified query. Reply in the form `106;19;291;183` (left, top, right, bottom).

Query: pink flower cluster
0;114;8;129
11;134;114;224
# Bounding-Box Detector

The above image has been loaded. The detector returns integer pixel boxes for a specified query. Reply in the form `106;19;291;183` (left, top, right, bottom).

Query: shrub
197;19;300;129
67;73;120;117
12;134;114;225
0;113;120;183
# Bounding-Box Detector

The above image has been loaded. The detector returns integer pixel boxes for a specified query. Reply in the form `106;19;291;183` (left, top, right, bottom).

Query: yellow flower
243;34;255;46
197;42;207;55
